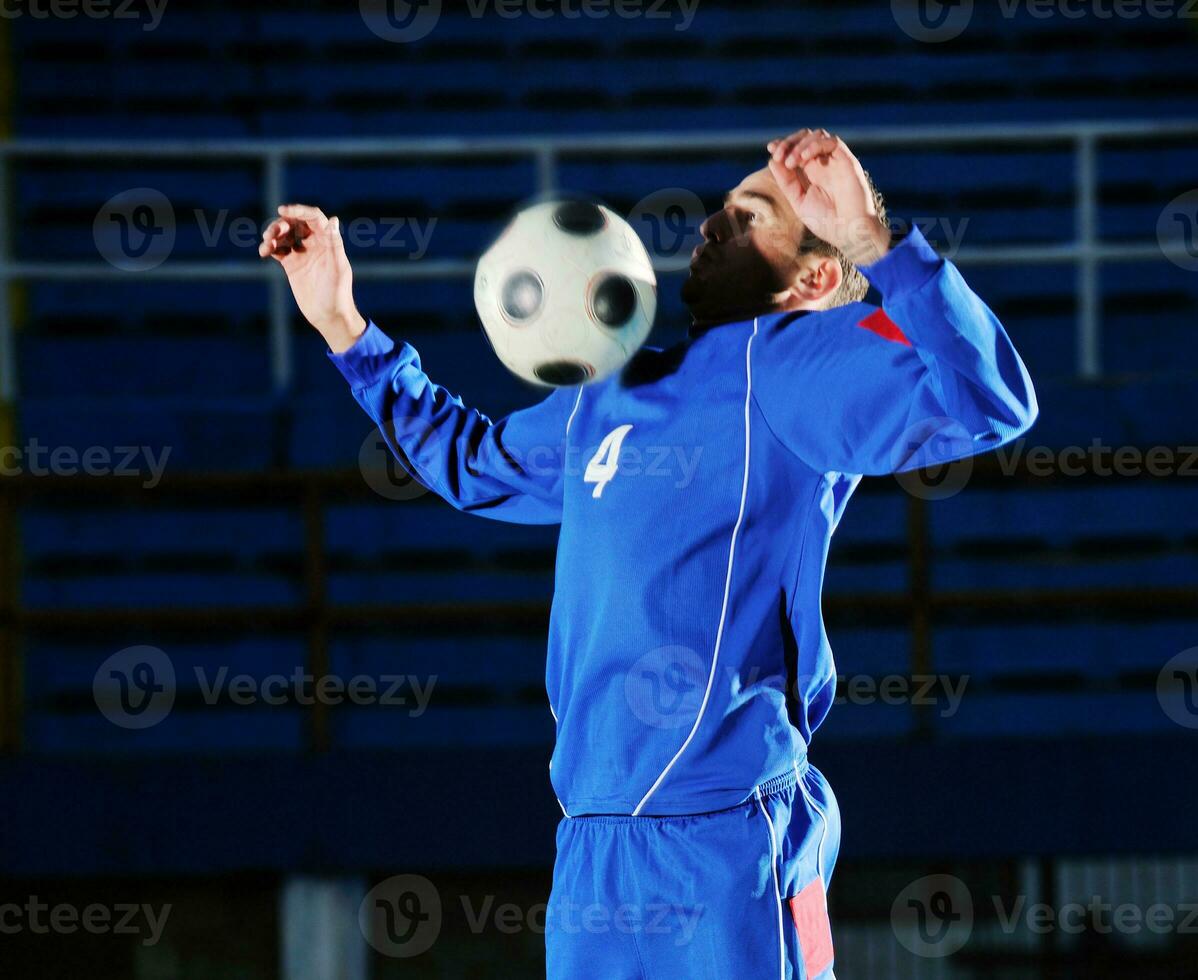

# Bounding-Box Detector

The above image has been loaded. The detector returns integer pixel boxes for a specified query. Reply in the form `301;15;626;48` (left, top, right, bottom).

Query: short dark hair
799;170;889;309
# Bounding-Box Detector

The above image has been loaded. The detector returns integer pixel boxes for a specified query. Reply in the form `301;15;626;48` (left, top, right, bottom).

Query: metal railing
1;118;1196;400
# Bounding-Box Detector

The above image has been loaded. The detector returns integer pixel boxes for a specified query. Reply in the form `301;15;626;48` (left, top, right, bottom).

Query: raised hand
259;204;366;353
767;129;890;266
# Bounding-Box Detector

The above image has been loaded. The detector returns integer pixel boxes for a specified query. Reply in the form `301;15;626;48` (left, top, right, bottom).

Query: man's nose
700;209;727;243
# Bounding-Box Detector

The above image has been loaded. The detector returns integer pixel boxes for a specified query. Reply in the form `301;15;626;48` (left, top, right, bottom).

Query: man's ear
789;253;842;307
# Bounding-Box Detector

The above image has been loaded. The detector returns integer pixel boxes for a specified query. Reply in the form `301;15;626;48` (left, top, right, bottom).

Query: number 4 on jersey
584;424;633;499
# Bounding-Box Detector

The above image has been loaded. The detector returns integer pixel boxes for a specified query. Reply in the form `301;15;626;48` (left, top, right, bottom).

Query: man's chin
680;267;733;320
680;267;708;308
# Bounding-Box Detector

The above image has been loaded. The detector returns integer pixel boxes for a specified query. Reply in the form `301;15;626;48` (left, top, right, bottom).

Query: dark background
1;1;1197;976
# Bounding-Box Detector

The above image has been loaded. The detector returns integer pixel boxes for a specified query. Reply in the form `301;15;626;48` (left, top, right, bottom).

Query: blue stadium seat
327;568;553;604
9;1;1198;756
22;572;301;609
823;560;909;594
934;621;1197;677
21;508;302;560
17;110;253;139
931;553;1198;591
251;10;388;44
20;336;271;397
930;485;1198;548
24;281;265;328
325;503;558;558
329;634;547;690
828;627;914;677
19;395;281;471
287;160;537;212
815;701;916;740
25;709;306;754
332;704;554;749
25;636;308;701
1105;312;1196;376
996;315;1076;380
832;490;910;547
936;692;1173;736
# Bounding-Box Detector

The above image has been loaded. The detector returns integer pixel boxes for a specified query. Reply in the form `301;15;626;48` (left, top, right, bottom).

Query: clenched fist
259;204;367;353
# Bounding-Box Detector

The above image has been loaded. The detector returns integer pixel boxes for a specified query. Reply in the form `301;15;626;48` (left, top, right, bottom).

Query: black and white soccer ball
474;199;657;387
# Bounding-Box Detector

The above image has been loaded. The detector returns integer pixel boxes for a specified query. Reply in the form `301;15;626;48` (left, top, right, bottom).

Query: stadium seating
9;0;1198;757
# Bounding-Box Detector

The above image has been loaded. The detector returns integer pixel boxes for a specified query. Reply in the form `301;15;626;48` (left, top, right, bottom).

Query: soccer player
260;129;1037;978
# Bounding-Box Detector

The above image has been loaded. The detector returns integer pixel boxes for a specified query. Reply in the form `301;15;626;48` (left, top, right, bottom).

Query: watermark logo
360;874;443;958
93;646;176;730
891;416;976;500
93;188;175;272
1157;647;1198;729
892;0;974;42
628;188;707;273
359;419;439;501
1157;189;1198;272
359;0;442;42
891;874;974;958
0;0;169;30
624;645;708;730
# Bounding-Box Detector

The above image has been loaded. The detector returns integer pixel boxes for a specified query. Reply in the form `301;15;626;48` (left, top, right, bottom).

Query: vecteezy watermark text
195;210;437;258
95;189;438;271
0;897;171;947
360;0;699;44
893;0;1196;44
359;874;705;959
893;873;1198;960
1;439;170;488
193;666;436;713
996;439;1198;478
359;419;707;502
0;0;168;30
93;645;436;730
625;649;969;730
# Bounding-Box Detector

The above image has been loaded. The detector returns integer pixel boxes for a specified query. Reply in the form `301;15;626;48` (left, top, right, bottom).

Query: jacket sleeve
752;226;1038;476
329;321;578;524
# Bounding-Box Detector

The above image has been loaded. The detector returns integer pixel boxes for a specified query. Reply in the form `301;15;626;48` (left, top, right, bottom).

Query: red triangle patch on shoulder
857;308;911;347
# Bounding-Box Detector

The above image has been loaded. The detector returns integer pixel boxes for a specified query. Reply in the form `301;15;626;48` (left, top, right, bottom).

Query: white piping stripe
551;383;579;809
633;318;759;815
554;387;582;823
797;762;831;904
565;385;584;437
756;786;787;980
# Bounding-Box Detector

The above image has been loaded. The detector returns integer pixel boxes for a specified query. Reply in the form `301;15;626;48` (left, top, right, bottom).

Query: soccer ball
474;199;657;387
